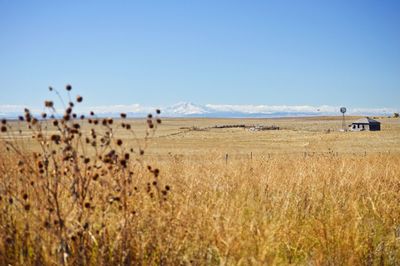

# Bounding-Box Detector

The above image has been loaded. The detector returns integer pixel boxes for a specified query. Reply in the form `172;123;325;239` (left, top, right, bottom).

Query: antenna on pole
340;107;347;131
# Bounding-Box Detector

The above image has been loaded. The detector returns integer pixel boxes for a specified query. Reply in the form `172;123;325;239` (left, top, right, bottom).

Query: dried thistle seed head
90;111;95;116
116;139;123;146
108;118;113;124
156;118;162;124
66;84;72;91
25;116;32;123
80;115;85;119
72;113;77;119
153;168;160;177
76;95;83;103
165;185;170;191
1;119;6;125
83;222;89;230
41;112;47;119
63;114;70;121
23;193;28;200
53;120;59;126
120;113;127;118
156;109;161;114
84;202;91;209
18;116;24;121
1;126;6;132
44;221;51;228
126;124;131;130
92;173;99;181
49;86;53;91
69;101;74;107
139;149;144;155
44;101;54;108
66;107;72;114
51;134;61;143
147;114;153;118
24;204;31;211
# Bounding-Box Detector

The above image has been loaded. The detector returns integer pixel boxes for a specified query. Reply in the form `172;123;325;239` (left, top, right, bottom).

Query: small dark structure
349;117;381;131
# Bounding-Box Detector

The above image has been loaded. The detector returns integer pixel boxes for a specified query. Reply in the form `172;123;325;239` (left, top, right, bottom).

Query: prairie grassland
0;115;400;265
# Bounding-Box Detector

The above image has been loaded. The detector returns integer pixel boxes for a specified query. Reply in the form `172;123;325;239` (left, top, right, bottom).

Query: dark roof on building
352;117;380;124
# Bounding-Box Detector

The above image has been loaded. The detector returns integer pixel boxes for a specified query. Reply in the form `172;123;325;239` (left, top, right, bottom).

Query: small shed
349;117;381;131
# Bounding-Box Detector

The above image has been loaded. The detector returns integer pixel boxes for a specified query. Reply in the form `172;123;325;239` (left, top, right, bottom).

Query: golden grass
1;149;400;265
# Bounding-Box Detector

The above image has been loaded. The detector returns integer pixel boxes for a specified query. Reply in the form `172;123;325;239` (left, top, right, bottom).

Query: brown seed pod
44;101;54;108
153;168;160;177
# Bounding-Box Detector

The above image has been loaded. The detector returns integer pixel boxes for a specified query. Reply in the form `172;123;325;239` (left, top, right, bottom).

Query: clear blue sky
0;0;399;108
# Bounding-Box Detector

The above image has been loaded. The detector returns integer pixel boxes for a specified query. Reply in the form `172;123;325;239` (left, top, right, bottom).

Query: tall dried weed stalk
0;85;170;265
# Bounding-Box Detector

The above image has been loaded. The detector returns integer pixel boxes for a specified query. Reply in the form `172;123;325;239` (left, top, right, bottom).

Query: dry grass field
1;105;400;265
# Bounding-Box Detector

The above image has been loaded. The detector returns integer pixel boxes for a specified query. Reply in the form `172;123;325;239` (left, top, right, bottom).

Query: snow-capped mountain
0;102;397;118
164;102;210;115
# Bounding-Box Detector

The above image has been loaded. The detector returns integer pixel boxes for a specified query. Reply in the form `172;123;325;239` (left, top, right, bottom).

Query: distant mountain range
0;102;398;118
